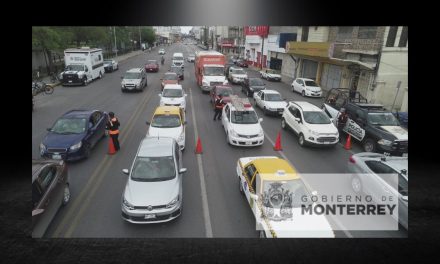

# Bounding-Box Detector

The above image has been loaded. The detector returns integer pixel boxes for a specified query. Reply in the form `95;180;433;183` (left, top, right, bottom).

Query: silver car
347;152;408;229
121;137;187;224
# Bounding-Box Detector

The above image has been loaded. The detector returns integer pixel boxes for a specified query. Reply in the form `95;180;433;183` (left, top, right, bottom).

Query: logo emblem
147;205;153;211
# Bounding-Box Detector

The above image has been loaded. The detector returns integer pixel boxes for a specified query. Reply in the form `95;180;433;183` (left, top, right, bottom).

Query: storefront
244;26;269;68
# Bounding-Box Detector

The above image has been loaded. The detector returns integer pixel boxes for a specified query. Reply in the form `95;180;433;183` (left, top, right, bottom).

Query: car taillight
349;155;356;164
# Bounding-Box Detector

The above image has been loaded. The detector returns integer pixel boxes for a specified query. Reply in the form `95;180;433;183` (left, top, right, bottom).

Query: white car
158;49;165;55
291;78;322;97
146;106;186;150
281;101;339;147
221;96;264;147
159;84;187;111
259;69;281;81
187;55;195;62
228;67;248;84
253;90;287;116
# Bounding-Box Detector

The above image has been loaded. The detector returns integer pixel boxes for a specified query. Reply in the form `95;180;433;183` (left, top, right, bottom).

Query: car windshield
231;110;259;124
65;65;84;71
265;93;283;101
189;55;195;58
217;88;233;97
303;111;331;124
249;79;264;86
103;60;112;64
163;73;178;80
367;113;400;126
124;72;141;79
163;89;183;98
173;56;184;61
147;60;157;64
170;67;182;74
204;67;225;76
232;69;246;75
305;80;318;86
151;114;181;128
267;69;279;74
51;118;87;134
131;156;176;182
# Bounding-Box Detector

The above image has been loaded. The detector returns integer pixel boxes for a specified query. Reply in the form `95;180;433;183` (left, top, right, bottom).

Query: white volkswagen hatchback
281;101;339;147
159;84;187;111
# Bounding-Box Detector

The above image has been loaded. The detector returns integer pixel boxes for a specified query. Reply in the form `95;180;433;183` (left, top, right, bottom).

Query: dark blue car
40;110;108;161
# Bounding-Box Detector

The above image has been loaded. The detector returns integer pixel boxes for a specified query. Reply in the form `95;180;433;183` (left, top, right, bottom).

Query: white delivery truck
60;47;105;86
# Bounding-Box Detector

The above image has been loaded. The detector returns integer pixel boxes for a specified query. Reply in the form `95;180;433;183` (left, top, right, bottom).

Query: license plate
402;153;408;157
245;142;252;145
68;80;72;83
144;214;156;219
52;154;62;160
323;141;330;144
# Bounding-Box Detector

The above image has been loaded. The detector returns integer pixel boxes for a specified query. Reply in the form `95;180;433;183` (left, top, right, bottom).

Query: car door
242;163;258;205
32;165;63;237
295;79;303;93
222;105;230;133
286;105;299;133
87;113;100;147
254;91;262;108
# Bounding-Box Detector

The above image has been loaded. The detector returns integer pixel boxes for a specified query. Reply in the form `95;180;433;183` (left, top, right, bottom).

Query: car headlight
308;129;319;136
70;141;82;151
258;129;264;137
178;132;185;141
223;80;229;85
378;139;393;146
166;196;179;208
123;197;135;210
202;81;209;86
40;143;46;153
229;130;239;137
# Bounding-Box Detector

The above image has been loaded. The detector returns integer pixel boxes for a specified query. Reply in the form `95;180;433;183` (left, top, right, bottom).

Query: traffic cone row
108;137;116;155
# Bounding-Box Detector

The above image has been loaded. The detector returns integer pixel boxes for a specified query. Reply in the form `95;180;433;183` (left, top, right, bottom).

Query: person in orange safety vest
106;112;120;151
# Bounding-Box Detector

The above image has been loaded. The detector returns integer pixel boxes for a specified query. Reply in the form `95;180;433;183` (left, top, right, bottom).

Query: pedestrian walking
213;95;225;121
337;108;349;140
106;112;120;151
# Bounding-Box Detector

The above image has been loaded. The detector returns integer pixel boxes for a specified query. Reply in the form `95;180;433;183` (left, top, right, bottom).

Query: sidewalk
41;50;145;86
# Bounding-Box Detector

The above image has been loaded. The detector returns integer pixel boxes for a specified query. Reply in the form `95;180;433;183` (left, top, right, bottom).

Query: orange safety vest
108;118;120;135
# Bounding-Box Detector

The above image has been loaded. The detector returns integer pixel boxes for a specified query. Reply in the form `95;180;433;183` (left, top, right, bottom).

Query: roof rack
229;95;252;111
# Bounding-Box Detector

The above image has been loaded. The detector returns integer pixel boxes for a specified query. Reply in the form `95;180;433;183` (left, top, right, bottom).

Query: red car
210;85;234;109
145;60;159;72
236;59;248;68
161;72;179;90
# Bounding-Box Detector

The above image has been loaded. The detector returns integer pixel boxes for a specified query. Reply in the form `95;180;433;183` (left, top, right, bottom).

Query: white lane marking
264;132;353;238
189;85;213;238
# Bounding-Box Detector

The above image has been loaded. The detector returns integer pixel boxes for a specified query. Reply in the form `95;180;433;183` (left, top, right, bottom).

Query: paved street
32;42;406;238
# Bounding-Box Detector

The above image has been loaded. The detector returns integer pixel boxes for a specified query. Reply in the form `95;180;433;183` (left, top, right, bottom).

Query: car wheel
291;85;295;92
363;138;376;152
99;72;103;79
281;118;287;130
351;176;363;194
82;77;88;86
121;88;125;93
263;107;268;116
298;133;305;147
239;177;243;193
62;184;71;206
259;230;266;238
301;90;305;97
226;132;230;145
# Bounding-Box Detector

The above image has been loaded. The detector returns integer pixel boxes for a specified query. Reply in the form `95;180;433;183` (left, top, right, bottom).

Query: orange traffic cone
108;137;116;155
274;131;282;151
195;137;203;154
344;134;352;150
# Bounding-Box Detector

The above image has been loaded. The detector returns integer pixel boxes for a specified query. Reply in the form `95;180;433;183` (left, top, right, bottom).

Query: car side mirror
122;169;129;175
179;168;187;174
146;121;150;125
295;117;301;123
32;208;45;217
402;196;408;202
259;118;263;122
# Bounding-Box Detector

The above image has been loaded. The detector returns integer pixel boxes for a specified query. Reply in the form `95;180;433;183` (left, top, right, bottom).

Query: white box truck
60;47;105;86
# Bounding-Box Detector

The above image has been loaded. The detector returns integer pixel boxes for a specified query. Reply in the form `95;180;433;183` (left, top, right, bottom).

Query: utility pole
260;34;265;69
391;81;402;111
114;26;118;57
139;26;142;50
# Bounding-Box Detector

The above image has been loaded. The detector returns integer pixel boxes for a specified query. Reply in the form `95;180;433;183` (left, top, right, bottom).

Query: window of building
301;27;309;42
358;27;378;39
386;26;398;47
337;27;353;40
398;26;408;47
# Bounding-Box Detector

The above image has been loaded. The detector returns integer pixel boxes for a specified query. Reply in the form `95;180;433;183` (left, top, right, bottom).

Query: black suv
344;103;408;155
241;77;266;97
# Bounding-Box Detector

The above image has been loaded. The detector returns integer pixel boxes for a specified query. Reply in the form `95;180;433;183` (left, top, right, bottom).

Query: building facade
244;26;269;68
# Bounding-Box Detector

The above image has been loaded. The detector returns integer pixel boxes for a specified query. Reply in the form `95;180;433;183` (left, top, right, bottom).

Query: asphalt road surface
32;42;406;238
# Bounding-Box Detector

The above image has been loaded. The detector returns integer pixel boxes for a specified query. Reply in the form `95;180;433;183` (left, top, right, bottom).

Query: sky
181;26;192;34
